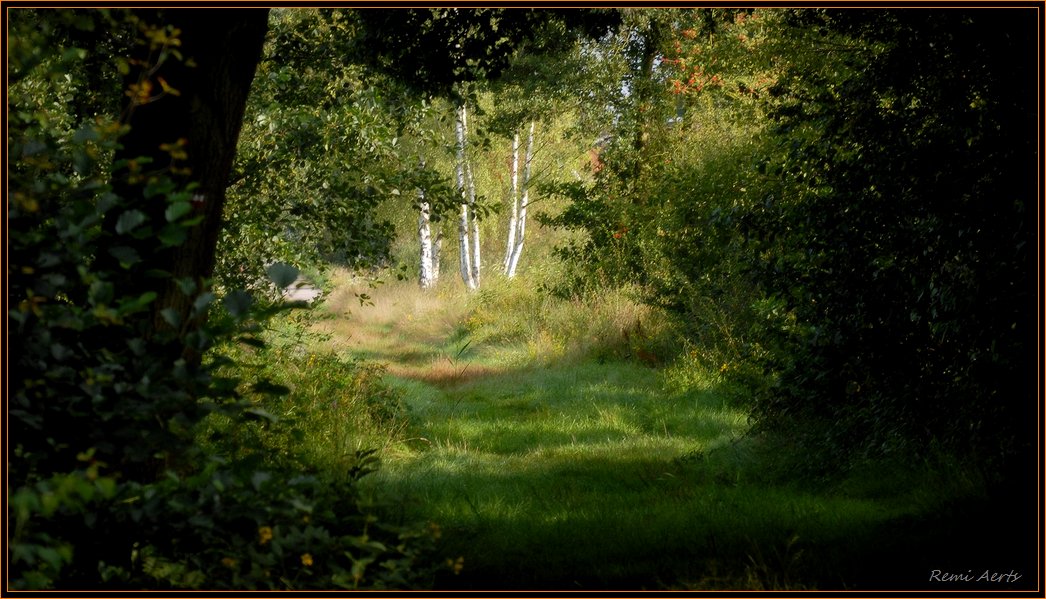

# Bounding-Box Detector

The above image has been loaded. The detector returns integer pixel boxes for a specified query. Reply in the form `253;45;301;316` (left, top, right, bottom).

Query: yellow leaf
157;76;181;97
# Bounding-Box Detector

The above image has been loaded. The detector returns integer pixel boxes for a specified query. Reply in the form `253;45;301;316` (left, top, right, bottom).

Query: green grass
248;269;1030;590
363;360;902;590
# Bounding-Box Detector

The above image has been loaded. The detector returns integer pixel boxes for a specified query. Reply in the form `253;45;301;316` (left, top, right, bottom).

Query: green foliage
8;18;213;487
540;9;768;293
8;10;437;589
205;330;411;474
219;9;402;292
118;452;435;590
352;9;619;103
736;9;1036;472
8;16;239;584
9;459;120;589
12;6;1034;590
542;8;1035;477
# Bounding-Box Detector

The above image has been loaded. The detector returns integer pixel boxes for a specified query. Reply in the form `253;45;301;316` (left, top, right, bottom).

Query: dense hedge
546;9;1037;477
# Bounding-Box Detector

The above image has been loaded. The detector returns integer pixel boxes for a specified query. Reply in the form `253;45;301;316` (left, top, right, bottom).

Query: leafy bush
540;9;1035;479
738;10;1036;474
217;9;403;294
8;10;437;589
121;452;436;590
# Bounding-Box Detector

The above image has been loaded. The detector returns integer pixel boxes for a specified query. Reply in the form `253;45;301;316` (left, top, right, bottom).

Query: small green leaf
175;278;197;295
160;308;181;327
61;47;87;62
158;223;188;247
143;179;173;199
72;125;100;144
115;210;146;234
192;292;216;314
51;343;72;361
89;280;114;304
119;291;158;315
22;139;46;156
290;497;313;513
37;546;68;571
127;338;147;355
251;471;271;491
108;245;140;267
165;201;192;222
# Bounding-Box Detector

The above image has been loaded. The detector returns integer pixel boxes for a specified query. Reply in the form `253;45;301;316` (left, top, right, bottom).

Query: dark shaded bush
738;9;1037;475
8;10;437;589
544;9;1037;479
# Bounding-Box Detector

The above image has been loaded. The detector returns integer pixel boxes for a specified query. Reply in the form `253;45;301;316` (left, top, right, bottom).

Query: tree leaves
114;209;146;234
165;201;192;222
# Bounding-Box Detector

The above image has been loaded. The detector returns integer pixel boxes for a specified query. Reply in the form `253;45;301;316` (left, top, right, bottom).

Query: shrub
8;11;437;589
739;10;1036;474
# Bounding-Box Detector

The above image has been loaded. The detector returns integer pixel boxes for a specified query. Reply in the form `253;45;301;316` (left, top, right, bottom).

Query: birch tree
455;103;478;290
466;155;481;287
423;172;444;288
502;131;521;272
352;8;621;289
433;231;443;284
504;120;536;277
417;160;437;289
401;99;450;291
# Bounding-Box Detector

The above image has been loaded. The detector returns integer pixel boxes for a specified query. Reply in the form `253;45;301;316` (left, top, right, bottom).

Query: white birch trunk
503;131;520;273
418;186;435;289
417;158;436;289
458;201;473;290
432;231;442;283
455;104;477;290
506;121;536;278
466;158;481;288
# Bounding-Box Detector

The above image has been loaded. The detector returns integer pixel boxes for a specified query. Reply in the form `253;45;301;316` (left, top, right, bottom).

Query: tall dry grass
307;266;679;384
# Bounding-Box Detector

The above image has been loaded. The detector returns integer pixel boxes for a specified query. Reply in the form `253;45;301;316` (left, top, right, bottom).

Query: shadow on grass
361;360;1037;591
372;447;1036;591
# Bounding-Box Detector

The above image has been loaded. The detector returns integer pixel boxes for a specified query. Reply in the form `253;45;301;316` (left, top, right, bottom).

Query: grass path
309;278;1028;590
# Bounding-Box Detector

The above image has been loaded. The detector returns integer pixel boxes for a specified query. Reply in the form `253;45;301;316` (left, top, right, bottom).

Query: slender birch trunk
503;131;520;273
418;187;435;289
506;120;536;278
417;158;436;289
455;104;477;290
432;229;442;284
418;158;443;288
466;158;481;288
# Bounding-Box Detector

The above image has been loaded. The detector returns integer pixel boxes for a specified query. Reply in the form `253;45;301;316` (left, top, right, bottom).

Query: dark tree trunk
107;8;269;343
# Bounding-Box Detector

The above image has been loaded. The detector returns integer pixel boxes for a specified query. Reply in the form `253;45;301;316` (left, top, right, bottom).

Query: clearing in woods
308;276;1021;590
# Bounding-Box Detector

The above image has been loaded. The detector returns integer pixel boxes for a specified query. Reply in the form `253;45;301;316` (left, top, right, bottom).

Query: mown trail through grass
309;277;1027;590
